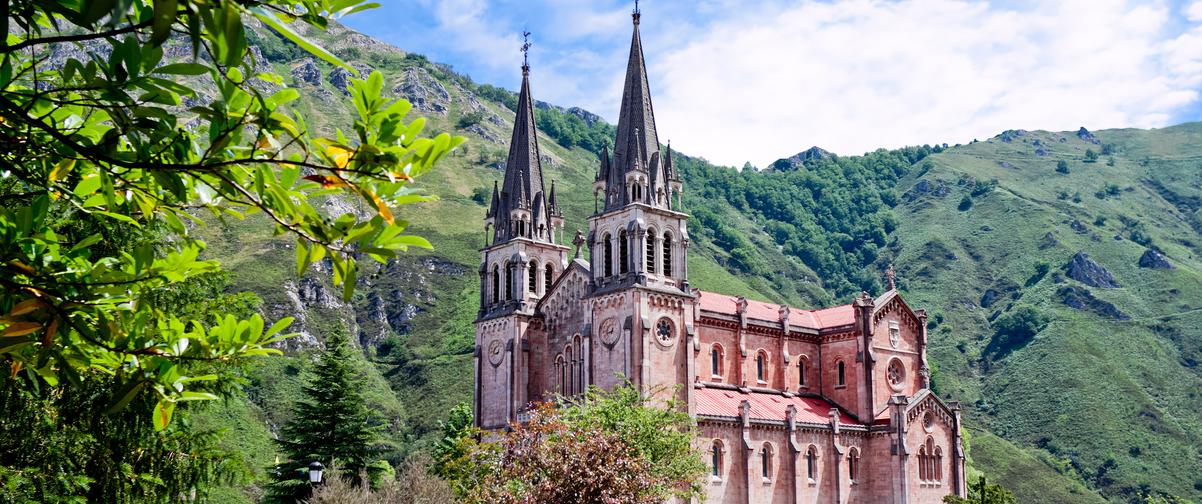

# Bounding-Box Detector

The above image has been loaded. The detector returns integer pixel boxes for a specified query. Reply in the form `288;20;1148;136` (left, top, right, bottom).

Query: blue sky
345;1;1202;167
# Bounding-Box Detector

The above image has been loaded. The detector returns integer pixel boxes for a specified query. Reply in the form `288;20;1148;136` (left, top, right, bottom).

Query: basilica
472;8;966;503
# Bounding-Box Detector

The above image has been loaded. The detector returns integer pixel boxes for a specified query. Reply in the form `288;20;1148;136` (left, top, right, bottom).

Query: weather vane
521;30;532;71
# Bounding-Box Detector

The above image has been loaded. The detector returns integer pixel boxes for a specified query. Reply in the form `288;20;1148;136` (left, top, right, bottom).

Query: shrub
457;110;485;129
986;305;1049;359
1084;149;1099;163
959;195;974;211
1056;160;1070;174
471;187;490;205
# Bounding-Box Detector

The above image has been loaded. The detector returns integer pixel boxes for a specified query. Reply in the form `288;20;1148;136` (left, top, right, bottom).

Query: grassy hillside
893;125;1202;501
189;20;1202;503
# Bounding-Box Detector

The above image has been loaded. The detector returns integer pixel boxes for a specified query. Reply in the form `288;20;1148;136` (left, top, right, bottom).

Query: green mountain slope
191;20;1201;503
893;125;1202;501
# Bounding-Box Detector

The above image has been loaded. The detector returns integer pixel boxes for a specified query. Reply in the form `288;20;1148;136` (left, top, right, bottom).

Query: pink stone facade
473;8;966;503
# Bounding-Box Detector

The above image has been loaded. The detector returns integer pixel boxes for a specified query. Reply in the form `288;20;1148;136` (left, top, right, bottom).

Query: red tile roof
697;291;855;329
694;387;861;425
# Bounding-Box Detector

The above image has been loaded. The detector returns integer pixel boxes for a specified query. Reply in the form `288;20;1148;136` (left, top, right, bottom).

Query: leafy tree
432;403;494;499
943;475;1017;504
1056;160;1070;174
269;330;386;502
456;110;484;129
0;0;461;427
442;385;705;504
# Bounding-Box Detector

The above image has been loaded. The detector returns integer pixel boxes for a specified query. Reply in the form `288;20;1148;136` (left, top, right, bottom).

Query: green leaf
104;380;146;415
153;399;176;431
151;0;178;45
153;63;209;75
248;6;356;74
176;391;218;402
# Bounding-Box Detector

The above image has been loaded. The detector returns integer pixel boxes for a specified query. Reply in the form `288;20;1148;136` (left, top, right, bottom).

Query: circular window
923;410;936;432
655;318;676;346
886;358;906;391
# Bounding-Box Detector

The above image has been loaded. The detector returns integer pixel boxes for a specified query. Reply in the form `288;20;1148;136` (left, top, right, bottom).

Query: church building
473;7;967;503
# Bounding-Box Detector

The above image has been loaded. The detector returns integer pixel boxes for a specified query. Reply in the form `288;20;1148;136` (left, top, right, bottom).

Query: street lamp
308;461;324;484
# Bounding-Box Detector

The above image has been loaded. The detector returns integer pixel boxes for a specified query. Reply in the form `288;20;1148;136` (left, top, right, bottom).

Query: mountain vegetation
4;3;1202;503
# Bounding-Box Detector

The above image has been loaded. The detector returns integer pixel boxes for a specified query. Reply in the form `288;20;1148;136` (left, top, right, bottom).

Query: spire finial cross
521;31;532;74
632;0;641;24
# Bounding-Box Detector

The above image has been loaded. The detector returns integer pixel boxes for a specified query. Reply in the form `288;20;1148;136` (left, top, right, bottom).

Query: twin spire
487;31;560;245
597;6;678;211
489;5;678;247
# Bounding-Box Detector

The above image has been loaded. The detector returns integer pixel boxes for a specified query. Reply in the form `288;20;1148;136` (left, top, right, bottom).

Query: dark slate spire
604;6;672;211
491;35;552;245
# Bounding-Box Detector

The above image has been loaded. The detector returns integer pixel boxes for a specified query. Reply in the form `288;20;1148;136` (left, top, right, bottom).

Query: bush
471;187;490;205
986;305;1049;359
959;195;974;211
307;454;455;504
1084;149;1099;163
457;110;485;129
1056;160;1070;174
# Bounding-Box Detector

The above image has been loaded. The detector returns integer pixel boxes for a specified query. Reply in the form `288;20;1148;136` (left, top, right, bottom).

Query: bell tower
474;37;568;429
585;6;695;401
589;6;689;294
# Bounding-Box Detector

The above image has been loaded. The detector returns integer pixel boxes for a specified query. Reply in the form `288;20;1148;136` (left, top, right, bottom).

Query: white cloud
1187;1;1202;21
648;0;1202;167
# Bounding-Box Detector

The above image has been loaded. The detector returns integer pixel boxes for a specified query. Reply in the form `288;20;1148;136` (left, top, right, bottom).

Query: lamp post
308;461;324;485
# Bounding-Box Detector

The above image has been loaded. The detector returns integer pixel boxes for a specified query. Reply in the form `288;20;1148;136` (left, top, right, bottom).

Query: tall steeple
491;32;558;245
598;5;679;212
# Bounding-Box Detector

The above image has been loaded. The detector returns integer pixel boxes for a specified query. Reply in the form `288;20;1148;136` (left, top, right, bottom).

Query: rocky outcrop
327;63;375;95
1138;249;1173;269
1058;286;1129;320
394;66;450;115
465;124;502;144
291;58;322;86
1077;127;1099;144
904;179;951;202
1066;252;1120;288
769;146;833;171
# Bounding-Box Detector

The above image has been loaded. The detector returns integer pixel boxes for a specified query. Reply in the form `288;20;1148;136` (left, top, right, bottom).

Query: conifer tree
268;331;384;502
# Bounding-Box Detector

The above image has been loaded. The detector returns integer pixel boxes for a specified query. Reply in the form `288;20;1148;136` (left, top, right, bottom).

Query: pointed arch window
491;265;500;304
528;261;538;294
645;232;656;274
711;441;723;479
565;346;574;395
848;448;860;484
837;360;846;387
805;446;818;482
504;262;513;301
935;446;943;482
662;232;673;278
798;358;807;387
544;264;554;293
760;443;773;479
710;344;723;377
756;351;767;383
619;229;629;275
603;234;613;277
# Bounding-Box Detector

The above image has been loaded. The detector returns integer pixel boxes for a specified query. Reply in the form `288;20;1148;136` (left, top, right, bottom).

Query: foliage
431;402;480;497
456;110;484;129
437;385;704;504
681;146;936;298
560;384;707;500
1056;160;1070;174
943;475;1017;504
0;0;460;427
985;305;1049;360
959;195;974;211
269;330;386;502
305;454;455;504
1084;149;1099;163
